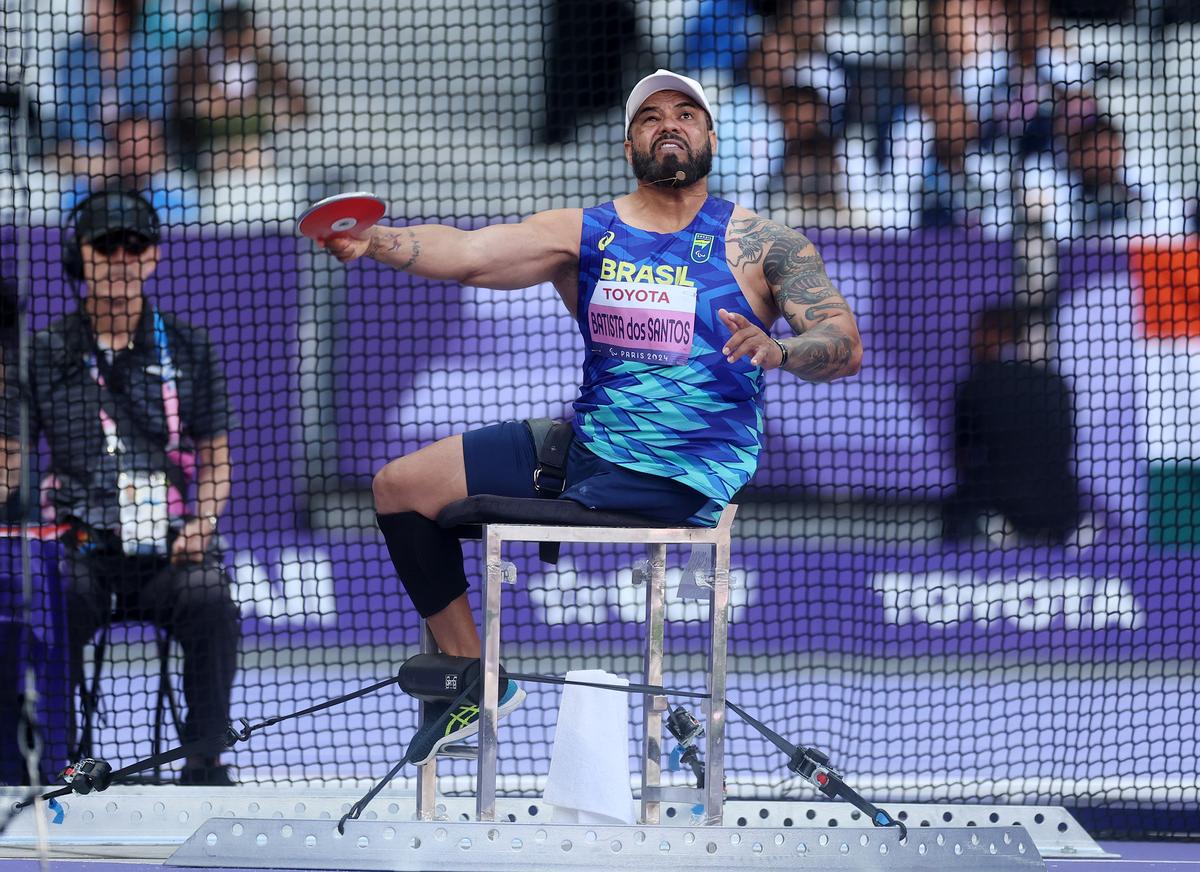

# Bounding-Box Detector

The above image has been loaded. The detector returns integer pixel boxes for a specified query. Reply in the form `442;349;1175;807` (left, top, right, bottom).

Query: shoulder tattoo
728;216;849;323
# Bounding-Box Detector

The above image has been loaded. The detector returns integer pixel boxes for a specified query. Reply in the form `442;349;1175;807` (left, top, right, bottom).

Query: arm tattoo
780;327;856;382
804;301;850;323
369;228;422;271
730;217;840;308
730;216;857;381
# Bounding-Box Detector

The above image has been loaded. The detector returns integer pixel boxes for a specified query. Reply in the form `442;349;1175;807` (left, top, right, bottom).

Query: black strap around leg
529;419;573;497
526;418;575;563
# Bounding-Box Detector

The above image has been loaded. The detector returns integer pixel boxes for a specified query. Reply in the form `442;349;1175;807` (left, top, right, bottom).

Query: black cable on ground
14;658;906;842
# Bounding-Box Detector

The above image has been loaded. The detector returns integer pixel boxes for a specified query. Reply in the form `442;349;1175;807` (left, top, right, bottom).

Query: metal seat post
640;541;667;824
415;622;439;820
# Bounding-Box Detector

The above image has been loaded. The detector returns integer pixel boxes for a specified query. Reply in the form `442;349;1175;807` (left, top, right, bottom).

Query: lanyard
85;310;183;457
83;309;195;519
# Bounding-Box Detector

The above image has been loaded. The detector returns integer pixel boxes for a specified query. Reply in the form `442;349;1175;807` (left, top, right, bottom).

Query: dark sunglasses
89;232;152;257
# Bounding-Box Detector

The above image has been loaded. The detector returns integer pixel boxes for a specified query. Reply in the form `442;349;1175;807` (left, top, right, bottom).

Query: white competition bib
586;280;697;366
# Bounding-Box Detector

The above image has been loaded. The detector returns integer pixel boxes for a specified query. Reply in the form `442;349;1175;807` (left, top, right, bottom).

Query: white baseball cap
624;69;714;138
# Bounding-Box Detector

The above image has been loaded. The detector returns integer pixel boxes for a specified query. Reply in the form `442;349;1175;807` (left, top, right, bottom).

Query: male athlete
321;70;862;761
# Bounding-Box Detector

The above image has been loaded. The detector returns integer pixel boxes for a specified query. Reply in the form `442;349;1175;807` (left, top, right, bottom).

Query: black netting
2;0;1198;841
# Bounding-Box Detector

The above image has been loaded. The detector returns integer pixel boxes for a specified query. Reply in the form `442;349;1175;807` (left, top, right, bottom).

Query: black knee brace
376;512;469;618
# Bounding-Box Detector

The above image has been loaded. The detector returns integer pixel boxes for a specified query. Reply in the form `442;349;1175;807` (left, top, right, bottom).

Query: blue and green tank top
572;196;768;519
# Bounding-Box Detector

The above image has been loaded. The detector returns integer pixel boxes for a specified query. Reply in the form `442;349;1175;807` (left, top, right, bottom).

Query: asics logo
445;705;479;735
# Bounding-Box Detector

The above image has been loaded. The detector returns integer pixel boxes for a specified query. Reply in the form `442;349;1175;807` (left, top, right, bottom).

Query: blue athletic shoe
408;681;526;766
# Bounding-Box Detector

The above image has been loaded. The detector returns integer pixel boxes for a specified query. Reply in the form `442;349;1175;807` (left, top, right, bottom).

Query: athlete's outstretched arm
727;216;862;382
320;209;582;291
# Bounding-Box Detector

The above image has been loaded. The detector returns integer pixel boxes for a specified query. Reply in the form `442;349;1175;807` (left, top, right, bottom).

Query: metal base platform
0;788;1112;859
167;818;1046;872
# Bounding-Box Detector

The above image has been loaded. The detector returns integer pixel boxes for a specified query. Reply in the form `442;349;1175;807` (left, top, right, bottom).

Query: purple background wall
216;529;1196;659
331;231;1143;517
3;228;1182;658
333;230;1018;496
7;227;1141;516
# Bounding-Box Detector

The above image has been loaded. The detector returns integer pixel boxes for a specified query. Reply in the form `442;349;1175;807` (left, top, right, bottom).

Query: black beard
631;137;713;186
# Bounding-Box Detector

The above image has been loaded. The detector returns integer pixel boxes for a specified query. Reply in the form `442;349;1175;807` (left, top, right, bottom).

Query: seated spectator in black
0;191;239;785
173;2;309;172
943;307;1081;545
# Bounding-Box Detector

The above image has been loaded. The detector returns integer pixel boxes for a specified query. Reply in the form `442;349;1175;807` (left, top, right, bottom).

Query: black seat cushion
435;494;679;537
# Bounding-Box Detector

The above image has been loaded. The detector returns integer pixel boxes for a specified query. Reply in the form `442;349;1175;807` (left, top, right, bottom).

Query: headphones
62;190;162;282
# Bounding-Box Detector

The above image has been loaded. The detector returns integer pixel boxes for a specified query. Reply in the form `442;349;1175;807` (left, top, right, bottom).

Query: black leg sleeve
376;512;469;619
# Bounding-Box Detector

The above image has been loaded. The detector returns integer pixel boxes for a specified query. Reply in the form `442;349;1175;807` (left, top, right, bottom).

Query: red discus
297;192;387;240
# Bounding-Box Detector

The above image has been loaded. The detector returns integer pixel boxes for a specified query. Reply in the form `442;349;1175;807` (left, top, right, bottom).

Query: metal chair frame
416;504;737;826
78;620;182;781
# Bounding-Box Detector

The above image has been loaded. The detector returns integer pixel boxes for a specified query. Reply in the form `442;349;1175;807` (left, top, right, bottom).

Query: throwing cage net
2;0;1197;841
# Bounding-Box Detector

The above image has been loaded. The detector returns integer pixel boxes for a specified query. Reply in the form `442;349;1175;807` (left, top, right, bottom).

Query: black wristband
774;339;789;367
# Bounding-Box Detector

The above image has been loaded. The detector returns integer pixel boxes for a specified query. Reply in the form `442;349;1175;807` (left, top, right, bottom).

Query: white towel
542;669;636;825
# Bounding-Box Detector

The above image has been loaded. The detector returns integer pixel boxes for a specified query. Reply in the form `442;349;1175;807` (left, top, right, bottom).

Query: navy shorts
462;421;721;527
